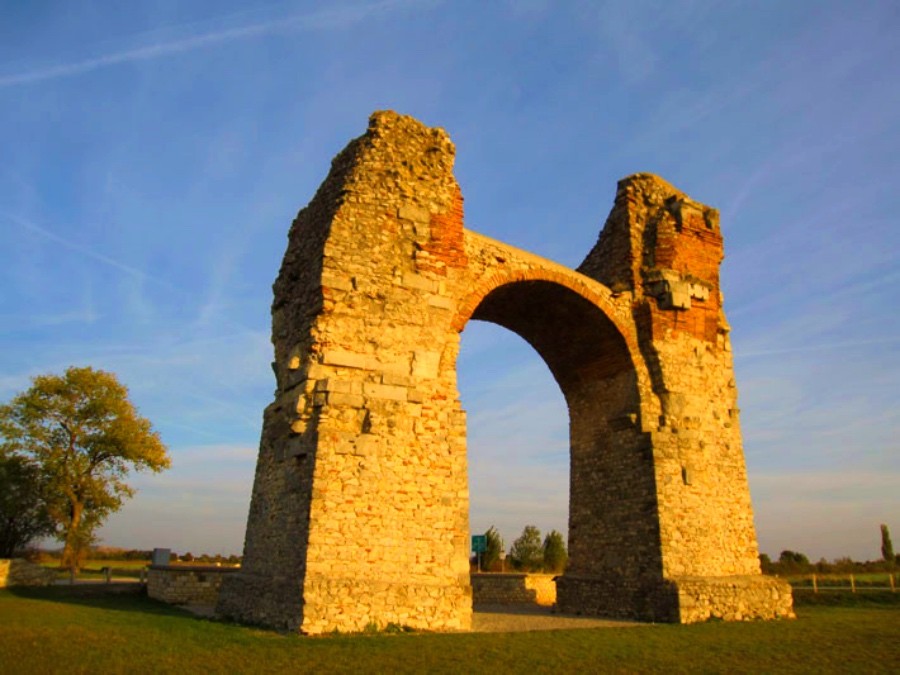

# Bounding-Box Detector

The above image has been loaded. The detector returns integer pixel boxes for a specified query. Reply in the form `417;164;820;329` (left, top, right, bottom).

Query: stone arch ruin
216;111;793;633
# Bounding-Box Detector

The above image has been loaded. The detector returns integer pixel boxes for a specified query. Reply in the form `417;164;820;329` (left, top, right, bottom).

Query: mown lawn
38;559;151;580
788;572;897;589
38;559;151;569
2;588;898;674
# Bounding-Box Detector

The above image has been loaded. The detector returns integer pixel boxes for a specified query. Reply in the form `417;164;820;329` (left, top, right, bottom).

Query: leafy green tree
509;525;543;572
482;526;504;571
881;524;894;568
0;367;170;571
758;553;773;574
778;550;810;572
832;556;856;573
0;455;55;557
542;530;567;573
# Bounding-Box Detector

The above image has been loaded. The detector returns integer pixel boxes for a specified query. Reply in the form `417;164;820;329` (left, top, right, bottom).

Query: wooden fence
786;572;896;593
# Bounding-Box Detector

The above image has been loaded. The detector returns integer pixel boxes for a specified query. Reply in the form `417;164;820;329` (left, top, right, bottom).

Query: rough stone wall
471;574;536;605
471;574;557;606
218;111;791;633
675;575;794;622
148;566;237;605
0;559;56;587
565;174;790;622
579;175;760;580
219;112;472;634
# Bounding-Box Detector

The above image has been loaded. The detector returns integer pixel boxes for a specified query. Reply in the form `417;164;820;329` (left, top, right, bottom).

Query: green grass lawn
2;588;898;674
38;559;149;580
38;559;151;568
787;572;897;589
38;558;239;580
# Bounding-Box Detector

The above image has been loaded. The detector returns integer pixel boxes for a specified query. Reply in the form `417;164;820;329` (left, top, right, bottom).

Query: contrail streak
0;0;428;88
739;336;900;359
3;212;177;290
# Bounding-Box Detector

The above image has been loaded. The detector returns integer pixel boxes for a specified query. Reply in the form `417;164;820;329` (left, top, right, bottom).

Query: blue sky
1;1;897;562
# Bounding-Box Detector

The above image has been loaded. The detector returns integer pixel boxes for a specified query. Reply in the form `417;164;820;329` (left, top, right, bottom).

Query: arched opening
459;320;569;569
457;280;662;587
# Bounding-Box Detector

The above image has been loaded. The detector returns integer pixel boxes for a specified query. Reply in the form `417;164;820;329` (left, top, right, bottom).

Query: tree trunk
60;501;84;574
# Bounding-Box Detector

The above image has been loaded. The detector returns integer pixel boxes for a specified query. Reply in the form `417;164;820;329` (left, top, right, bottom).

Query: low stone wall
557;574;679;622
557;573;794;623
674;575;795;622
471;574;557;606
148;565;239;605
526;575;558;606
0;559;56;588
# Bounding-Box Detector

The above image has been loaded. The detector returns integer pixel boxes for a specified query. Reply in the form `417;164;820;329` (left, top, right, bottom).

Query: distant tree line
177;551;242;565
475;525;568;574
475;524;898;578
761;525;898;575
26;546;242;565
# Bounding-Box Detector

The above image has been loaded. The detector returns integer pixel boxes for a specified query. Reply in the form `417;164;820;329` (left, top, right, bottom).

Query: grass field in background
787;572;897;589
38;559;151;580
38;559;151;568
1;588;898;674
38;558;238;580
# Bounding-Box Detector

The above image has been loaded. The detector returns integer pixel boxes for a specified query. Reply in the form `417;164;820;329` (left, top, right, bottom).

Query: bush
542;530;567;573
509;526;543;572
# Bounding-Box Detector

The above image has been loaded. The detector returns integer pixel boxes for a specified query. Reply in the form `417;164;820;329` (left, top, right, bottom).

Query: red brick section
646;207;724;344
417;186;467;275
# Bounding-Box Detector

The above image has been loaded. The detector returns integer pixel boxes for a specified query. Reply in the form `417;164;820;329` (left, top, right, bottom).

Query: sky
1;0;897;563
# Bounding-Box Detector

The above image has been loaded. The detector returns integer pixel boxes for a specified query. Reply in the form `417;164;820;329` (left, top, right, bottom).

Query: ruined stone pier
216;111;793;633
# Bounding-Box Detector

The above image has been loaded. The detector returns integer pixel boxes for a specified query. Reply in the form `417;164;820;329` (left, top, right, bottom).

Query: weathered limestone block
217;111;791;633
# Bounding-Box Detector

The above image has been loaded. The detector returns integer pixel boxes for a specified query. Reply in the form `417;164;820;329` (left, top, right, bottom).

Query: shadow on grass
6;585;204;622
473;603;556;615
793;589;900;609
11;584;896;638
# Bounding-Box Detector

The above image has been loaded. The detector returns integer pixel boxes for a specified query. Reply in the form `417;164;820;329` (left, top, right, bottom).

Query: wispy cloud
740;336;900;359
0;278;97;332
0;308;98;332
4;210;268;339
0;0;435;89
3;212;176;291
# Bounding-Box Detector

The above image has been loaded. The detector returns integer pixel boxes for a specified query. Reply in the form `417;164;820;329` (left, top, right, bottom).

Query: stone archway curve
452;267;661;597
451;263;650;397
216;110;794;634
453;265;632;338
